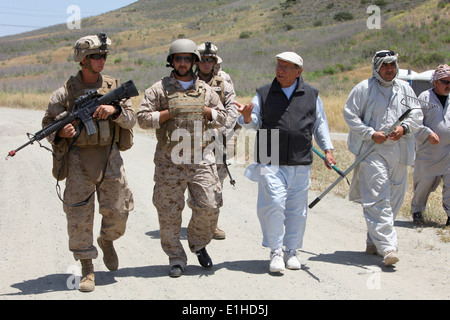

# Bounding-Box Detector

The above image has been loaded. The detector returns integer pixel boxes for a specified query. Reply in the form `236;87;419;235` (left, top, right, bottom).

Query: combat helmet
74;33;111;63
197;42;219;62
166;39;201;67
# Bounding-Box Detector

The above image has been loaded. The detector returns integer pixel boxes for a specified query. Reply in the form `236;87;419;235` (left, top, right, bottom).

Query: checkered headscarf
372;50;399;87
431;64;450;83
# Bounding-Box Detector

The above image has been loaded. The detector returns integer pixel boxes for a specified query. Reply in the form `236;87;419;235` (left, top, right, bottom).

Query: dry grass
402;170;449;229
310;140;353;199
0;92;50;109
0;89;144;111
388;0;449;27
321;94;350;133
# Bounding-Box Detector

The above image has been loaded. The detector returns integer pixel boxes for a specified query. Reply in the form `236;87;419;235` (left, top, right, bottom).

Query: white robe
411;89;450;216
344;77;422;203
343;77;423;254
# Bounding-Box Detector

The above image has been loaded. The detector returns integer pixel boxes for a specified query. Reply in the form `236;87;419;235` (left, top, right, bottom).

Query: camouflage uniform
137;71;227;268
43;71;136;261
204;75;238;183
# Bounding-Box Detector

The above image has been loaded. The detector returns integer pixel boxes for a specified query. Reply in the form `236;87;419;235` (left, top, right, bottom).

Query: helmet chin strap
82;58;100;74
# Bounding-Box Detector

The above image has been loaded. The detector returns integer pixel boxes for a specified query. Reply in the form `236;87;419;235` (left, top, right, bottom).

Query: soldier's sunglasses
89;53;108;60
174;55;193;63
199;58;215;64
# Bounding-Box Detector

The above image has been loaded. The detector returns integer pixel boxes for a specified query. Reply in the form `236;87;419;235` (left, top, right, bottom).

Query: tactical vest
156;77;208;151
207;75;225;105
257;77;318;166
64;73;119;147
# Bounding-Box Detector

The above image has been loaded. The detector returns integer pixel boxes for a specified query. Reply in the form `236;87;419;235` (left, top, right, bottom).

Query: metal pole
312;147;350;185
308;108;412;209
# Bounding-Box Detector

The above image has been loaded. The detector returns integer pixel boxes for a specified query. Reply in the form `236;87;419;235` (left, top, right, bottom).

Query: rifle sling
55;122;115;207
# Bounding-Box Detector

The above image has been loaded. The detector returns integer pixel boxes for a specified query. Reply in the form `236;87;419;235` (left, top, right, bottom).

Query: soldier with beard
137;39;227;277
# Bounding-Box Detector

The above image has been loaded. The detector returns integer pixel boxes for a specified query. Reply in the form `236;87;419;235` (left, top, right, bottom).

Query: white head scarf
372;50;399;87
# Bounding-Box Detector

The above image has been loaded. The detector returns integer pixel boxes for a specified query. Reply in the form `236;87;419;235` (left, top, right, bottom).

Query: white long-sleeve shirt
237;79;334;181
343;77;423;166
413;88;450;179
237;80;334;151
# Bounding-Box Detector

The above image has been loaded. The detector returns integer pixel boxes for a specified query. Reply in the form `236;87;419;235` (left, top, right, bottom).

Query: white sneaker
269;249;285;272
284;249;301;270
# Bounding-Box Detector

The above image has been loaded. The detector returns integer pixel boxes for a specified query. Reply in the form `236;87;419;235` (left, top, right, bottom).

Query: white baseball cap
276;52;303;67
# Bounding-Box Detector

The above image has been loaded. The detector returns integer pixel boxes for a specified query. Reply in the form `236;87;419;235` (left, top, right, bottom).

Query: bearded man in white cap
343;50;422;266
411;64;450;226
235;52;336;273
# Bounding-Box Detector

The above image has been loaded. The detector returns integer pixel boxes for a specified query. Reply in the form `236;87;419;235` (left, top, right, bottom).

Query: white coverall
238;79;334;251
411;89;450;218
343;77;422;255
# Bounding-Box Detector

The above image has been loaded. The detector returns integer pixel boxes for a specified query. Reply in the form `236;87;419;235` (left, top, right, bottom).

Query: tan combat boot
79;259;95;292
212;227;226;240
97;236;119;271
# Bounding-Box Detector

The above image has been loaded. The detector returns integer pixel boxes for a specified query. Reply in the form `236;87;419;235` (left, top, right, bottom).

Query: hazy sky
0;1;138;37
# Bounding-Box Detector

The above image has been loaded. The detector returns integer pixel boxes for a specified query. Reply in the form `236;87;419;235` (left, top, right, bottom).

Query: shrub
411;52;448;68
285;24;294;31
333;12;354;21
239;31;252;39
438;0;449;9
374;0;388;6
313;20;323;27
323;66;337;75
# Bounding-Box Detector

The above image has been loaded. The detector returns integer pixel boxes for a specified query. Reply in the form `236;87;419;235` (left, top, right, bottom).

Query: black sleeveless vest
256;77;318;166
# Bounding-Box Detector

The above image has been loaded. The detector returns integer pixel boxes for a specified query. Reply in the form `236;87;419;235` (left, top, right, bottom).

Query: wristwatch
401;124;408;135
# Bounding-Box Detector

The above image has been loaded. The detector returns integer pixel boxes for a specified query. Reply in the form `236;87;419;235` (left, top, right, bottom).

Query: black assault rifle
6;80;139;159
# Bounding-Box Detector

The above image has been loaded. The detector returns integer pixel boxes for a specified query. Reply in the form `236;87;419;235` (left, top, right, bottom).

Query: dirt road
0;107;448;301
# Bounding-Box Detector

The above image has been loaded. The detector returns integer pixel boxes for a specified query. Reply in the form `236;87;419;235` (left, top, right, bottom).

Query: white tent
398;69;433;96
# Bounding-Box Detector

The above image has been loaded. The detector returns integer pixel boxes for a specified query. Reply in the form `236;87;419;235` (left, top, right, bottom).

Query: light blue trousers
411;174;450;217
256;165;310;251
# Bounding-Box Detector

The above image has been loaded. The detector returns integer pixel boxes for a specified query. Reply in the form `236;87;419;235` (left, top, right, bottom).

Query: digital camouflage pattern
43;71;136;260
137;71;227;267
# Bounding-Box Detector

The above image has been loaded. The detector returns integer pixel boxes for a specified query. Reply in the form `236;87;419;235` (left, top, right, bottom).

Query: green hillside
0;0;448;106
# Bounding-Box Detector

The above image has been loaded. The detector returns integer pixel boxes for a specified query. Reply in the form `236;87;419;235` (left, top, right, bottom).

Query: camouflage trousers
63;145;134;261
153;159;222;268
